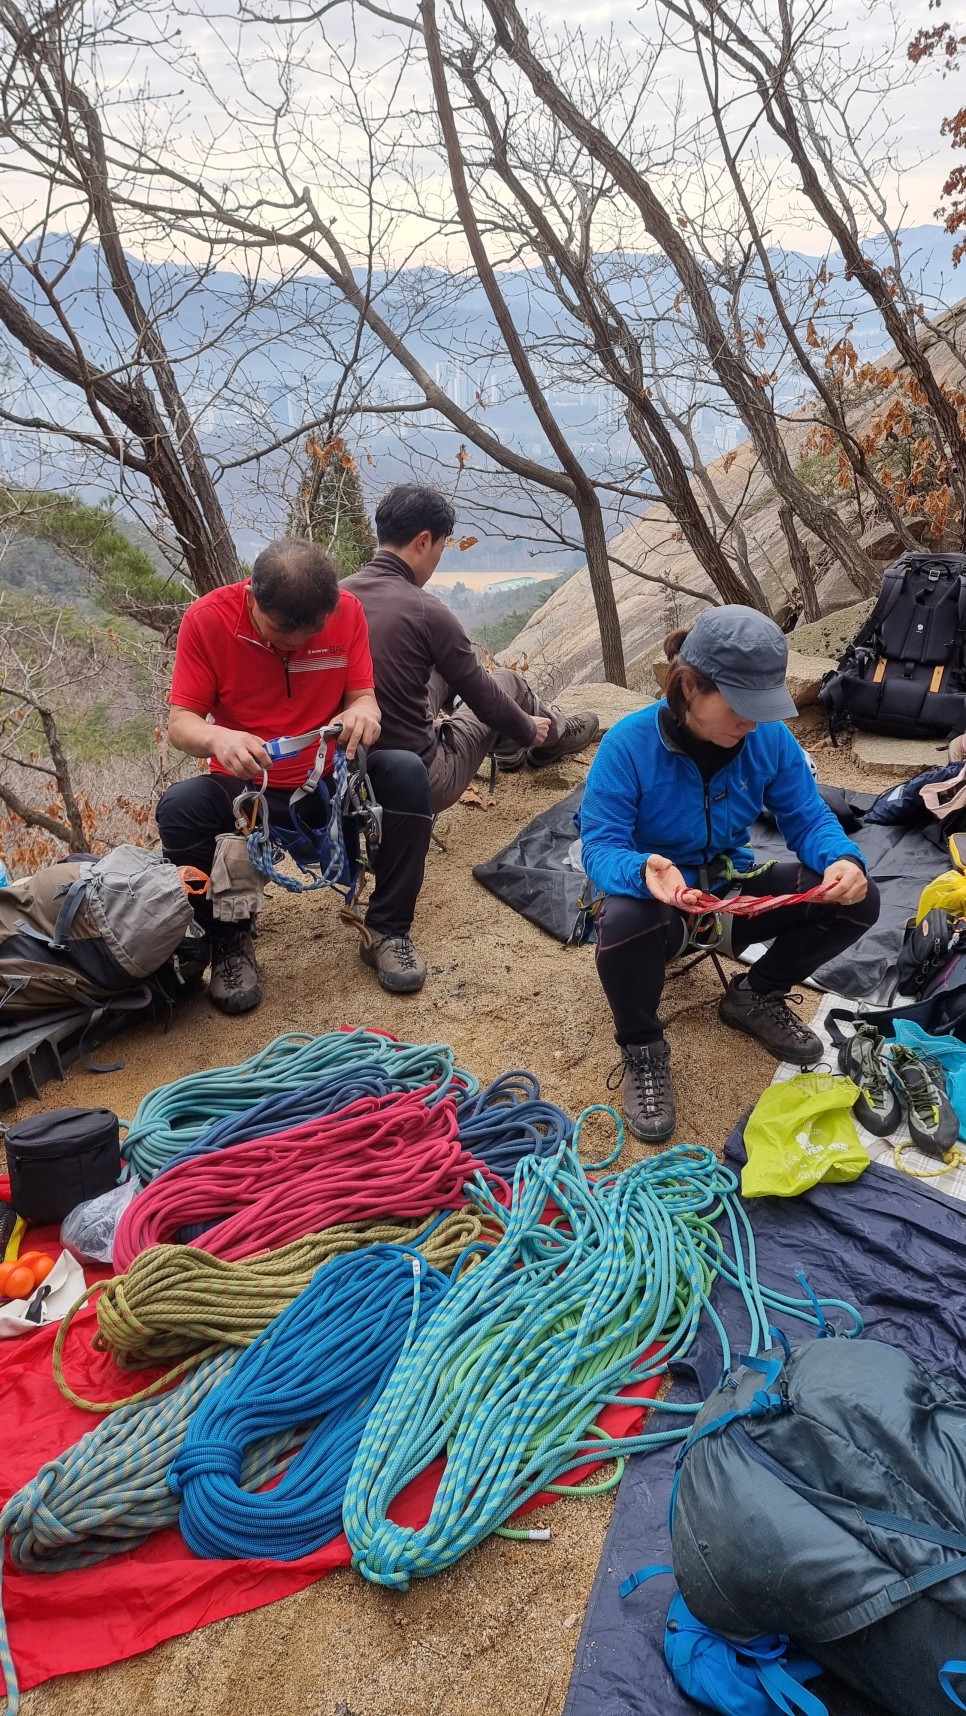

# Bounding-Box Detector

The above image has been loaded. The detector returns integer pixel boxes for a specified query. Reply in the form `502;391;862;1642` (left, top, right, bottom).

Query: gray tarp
473;789;947;1001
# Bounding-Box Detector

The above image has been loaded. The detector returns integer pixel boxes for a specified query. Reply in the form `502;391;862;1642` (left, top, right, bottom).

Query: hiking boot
493;740;527;774
208;925;262;1015
610;1039;676;1143
361;933;427;994
528;710;601;769
718;976;821;1066
888;1044;960;1159
836;1022;902;1136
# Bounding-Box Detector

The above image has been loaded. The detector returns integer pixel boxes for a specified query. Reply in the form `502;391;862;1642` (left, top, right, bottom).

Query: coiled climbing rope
0;1347;297;1716
120;1030;477;1182
454;1073;574;1178
53;1209;487;1411
169;1246;452;1560
161;1051;468;1176
113;1088;507;1270
343;1125;858;1588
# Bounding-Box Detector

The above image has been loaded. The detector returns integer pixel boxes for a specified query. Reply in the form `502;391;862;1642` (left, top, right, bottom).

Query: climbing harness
169;1246;452;1560
53;1210;487;1411
231;723;382;899
113;1087;508;1270
120;1029;477;1182
343;1125;858;1587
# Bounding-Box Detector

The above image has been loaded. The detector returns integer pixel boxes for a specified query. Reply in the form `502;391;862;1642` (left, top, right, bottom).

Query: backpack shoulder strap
50;874;93;951
755;1659;828;1715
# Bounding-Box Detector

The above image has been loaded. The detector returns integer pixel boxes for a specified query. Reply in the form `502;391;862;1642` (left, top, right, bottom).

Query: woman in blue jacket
580;606;879;1143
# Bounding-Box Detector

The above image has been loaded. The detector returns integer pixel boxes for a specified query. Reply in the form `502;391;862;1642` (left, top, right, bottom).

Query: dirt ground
14;718;896;1716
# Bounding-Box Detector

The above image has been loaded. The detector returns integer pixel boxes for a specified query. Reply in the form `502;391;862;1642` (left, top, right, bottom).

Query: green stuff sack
742;1073;868;1198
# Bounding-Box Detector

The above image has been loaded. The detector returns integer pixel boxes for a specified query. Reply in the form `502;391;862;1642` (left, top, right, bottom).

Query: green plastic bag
742;1072;869;1198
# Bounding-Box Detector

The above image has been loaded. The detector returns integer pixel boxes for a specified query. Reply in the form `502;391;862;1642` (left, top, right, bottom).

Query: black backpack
820;551;966;739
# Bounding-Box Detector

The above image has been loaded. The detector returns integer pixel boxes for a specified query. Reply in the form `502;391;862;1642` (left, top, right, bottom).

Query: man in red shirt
156;538;433;1012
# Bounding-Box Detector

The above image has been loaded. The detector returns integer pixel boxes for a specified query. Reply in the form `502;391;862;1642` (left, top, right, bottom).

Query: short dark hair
250;538;340;631
375;485;455;548
663;626;716;724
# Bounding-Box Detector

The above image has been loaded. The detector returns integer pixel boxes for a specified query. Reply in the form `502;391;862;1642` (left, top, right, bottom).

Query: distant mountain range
0;225;962;570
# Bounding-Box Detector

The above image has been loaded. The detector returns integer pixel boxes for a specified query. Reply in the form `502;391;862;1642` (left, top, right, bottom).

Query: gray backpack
0;846;197;1020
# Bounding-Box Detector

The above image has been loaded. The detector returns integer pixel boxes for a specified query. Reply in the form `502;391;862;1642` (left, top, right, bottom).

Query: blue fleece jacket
579;703;864;900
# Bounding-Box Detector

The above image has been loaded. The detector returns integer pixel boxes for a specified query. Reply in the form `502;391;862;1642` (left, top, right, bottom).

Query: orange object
0;1263;35;1300
0;1251;55;1297
178;865;210;898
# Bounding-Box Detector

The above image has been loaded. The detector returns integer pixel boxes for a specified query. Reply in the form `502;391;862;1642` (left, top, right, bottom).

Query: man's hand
333;697;381;760
645;854;701;908
531;714;552;747
821;858;868;905
209;727;271;779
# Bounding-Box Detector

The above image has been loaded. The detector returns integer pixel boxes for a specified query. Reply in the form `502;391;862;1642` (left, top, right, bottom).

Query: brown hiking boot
719;975;821;1065
361;933;427;994
609;1039;676;1143
528;709;600;768
208;925;262;1015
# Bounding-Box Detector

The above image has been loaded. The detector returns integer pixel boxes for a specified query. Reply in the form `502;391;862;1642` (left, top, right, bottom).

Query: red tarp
0;1173;659;1696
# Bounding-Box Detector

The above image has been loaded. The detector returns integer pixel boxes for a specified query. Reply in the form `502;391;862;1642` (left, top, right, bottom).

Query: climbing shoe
888;1044;960;1159
718;975;822;1066
528;710;600;769
611;1039;676;1143
208;925;262;1015
361;933;427;995
836;1022;902;1136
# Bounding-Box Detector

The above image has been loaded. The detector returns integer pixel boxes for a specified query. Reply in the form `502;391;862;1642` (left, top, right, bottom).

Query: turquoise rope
0;1348;298;1716
121;1030;478;1182
343;1128;855;1588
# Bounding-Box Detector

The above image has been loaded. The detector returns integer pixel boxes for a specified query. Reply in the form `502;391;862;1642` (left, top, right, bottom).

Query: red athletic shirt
168;580;374;788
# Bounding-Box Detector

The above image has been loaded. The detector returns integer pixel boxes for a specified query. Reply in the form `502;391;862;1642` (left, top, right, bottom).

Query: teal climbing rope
120;1029;478;1182
342;1122;858;1587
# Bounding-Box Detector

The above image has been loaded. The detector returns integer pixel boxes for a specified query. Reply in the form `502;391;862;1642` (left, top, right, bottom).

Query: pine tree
291;437;376;579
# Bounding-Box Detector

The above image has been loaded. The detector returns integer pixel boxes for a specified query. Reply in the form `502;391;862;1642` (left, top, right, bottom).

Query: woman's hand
821;859;868;905
645;854;701;908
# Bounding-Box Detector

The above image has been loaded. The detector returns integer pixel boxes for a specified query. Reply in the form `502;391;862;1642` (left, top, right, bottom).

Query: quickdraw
231;722;382;900
673;881;834;919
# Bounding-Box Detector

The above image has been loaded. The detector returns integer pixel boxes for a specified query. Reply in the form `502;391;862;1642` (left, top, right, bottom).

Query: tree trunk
574;488;627;684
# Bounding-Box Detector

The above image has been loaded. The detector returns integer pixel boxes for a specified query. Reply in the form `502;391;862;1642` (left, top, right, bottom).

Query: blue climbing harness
232;723;382;899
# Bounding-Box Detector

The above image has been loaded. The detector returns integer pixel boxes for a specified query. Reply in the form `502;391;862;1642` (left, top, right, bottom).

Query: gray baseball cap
679;606;797;723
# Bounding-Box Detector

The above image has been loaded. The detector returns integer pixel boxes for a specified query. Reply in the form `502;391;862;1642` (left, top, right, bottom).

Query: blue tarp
563;1128;966;1716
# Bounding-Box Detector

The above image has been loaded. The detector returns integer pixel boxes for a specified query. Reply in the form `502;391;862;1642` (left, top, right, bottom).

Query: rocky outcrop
501;300;966;692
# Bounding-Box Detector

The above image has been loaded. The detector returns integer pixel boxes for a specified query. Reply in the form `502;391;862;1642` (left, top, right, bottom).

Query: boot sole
624;1113;676;1144
718;1000;821;1066
209;984;263;1015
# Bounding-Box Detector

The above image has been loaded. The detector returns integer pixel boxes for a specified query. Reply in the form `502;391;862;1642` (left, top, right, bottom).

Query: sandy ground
13;723;893;1716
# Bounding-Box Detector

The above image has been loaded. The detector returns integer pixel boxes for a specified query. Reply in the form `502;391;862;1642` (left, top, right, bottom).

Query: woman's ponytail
662;626;716;722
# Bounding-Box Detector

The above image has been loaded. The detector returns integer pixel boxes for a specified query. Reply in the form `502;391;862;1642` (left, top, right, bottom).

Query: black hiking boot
528;710;600;769
610;1039;676;1143
208;924;262;1015
492;739;527;773
718;975;821;1065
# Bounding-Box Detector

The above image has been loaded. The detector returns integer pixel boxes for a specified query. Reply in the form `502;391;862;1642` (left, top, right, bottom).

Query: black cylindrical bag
2;1107;121;1223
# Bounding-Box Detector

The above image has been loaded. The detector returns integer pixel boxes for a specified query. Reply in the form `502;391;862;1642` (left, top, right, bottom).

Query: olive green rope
52;1208;487;1414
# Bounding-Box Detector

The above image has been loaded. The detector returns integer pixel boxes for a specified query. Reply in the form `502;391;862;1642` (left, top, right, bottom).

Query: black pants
156;750;433;939
594;861;881;1046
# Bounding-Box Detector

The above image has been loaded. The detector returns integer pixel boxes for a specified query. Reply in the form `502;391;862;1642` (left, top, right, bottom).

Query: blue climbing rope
454;1072;574;1179
168;1246;453;1560
244;746;356;895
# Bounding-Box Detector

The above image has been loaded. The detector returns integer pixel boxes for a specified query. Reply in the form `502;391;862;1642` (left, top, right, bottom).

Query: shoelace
382;937;417;970
745;989;816;1048
214;933;253;990
892;1051;942;1125
609;1049;671;1117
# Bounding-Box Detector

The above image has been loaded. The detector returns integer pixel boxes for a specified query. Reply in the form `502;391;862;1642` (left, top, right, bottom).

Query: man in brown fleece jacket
342;485;598;815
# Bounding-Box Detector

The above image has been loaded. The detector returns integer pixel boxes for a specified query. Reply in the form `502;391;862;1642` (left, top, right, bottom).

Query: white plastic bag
60;1179;140;1264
